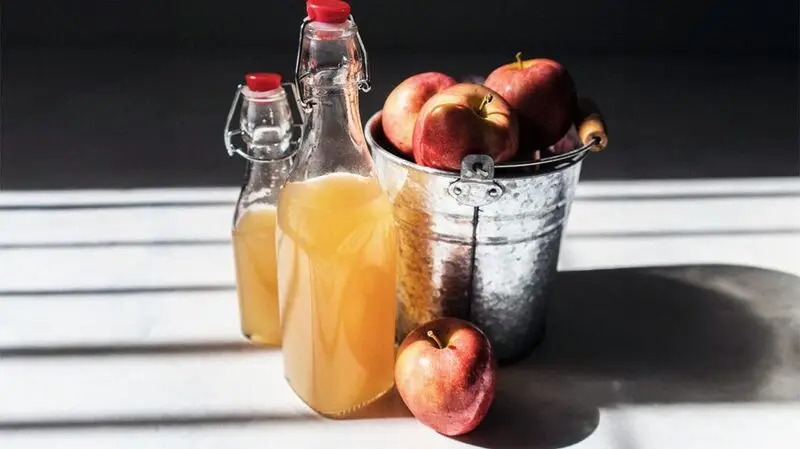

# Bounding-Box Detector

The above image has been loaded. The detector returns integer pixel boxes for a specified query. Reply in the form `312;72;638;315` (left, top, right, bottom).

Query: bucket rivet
453;186;463;195
488;187;500;197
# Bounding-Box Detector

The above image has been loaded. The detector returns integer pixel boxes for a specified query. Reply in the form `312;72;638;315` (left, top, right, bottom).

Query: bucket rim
365;112;590;180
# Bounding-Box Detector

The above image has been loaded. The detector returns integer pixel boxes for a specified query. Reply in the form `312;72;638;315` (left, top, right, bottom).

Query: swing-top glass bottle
224;72;298;346
275;0;398;417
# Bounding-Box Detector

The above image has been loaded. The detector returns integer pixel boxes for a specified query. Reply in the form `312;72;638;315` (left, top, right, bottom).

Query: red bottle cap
306;0;350;24
244;73;282;92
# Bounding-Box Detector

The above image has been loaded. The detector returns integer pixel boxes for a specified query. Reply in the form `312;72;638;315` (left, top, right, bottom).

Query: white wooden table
1;178;799;449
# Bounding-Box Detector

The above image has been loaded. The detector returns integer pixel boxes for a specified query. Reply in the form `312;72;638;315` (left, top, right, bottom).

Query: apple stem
426;330;444;349
515;51;523;70
478;94;493;115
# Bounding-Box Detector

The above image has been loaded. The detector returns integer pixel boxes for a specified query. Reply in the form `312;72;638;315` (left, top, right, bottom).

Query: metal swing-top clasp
223;75;306;164
293;14;372;110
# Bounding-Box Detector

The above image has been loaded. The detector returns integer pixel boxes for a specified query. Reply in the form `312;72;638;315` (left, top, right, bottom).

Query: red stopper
244;73;282;92
306;0;350;24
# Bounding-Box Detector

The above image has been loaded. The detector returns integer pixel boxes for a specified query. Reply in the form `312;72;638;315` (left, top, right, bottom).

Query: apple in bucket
381;72;458;155
395;317;497;436
412;83;519;171
484;53;576;151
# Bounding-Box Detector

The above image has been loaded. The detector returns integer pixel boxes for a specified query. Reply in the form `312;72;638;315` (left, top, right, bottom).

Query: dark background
1;0;798;189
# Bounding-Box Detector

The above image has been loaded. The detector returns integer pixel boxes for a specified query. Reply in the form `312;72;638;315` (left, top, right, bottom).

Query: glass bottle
275;0;397;416
224;72;299;346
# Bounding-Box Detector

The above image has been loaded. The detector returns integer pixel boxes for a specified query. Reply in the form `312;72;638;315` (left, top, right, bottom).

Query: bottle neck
242;130;295;191
307;83;365;149
238;155;293;214
297;19;364;100
237;86;296;190
290;19;373;178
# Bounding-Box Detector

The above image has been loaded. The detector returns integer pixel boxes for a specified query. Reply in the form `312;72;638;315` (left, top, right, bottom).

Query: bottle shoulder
290;121;375;180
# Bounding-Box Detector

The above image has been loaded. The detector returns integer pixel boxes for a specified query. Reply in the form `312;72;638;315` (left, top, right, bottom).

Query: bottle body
230;78;295;346
276;11;397;416
277;172;396;415
233;205;281;345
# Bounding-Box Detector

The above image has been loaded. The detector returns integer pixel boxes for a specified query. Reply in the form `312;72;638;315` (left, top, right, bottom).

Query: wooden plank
0;351;305;419
2;405;798;449
1;178;798;207
0;188;238;208
0;352;797;449
2;404;800;449
574;177;800;199
0;291;239;348
0;246;235;292
567;196;800;235
1;403;797;449
1;196;798;246
0;425;463;449
560;234;800;277
0;206;232;246
0;234;798;293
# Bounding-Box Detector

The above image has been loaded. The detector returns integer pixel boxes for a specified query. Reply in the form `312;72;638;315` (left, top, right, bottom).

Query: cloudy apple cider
277;173;397;416
233;206;280;345
276;0;397;417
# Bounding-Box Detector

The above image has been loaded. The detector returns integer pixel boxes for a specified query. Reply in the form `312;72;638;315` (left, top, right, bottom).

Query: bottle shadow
0;341;274;358
0;411;318;431
343;387;414;420
455;264;797;448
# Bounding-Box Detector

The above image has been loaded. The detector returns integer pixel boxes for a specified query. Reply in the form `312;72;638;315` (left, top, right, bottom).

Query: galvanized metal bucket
365;112;591;362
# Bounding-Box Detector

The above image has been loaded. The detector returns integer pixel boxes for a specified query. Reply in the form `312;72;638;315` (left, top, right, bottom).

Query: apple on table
395;317;497;436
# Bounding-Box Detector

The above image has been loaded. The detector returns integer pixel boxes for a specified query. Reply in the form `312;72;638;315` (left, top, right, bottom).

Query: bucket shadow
517;265;787;405
457;264;795;448
342;377;598;448
456;388;600;449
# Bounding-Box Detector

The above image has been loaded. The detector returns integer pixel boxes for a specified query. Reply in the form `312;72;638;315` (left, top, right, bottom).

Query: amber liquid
232;206;281;346
276;172;397;416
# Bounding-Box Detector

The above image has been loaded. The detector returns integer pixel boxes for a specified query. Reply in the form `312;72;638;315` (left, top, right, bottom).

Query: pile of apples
382;53;585;170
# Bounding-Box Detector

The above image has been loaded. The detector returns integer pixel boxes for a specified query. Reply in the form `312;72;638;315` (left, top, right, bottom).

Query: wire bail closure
223;82;306;164
293;15;371;110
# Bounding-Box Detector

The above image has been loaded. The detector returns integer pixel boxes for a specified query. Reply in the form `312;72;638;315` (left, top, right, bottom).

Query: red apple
484;54;576;151
412;83;518;170
549;124;581;155
395;317;497;436
382;72;457;154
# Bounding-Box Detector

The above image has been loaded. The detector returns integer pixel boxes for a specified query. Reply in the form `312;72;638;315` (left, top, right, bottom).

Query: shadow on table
0;412;319;431
0;341;271;358
456;264;797;449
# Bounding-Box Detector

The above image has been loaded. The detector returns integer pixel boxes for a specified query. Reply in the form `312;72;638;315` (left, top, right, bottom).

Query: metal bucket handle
500;137;599;169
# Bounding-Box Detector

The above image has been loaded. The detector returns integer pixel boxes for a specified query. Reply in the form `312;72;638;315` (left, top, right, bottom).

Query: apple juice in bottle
226;73;298;346
276;0;397;416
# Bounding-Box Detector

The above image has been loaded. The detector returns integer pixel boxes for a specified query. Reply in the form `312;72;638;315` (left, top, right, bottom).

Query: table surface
1;177;799;449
